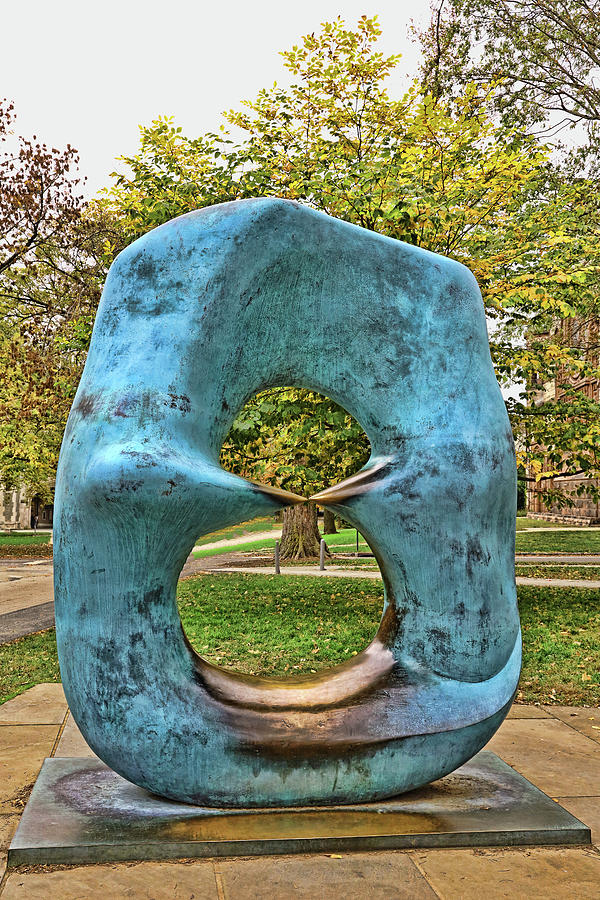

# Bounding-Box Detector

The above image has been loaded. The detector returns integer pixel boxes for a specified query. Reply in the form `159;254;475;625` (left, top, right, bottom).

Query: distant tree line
1;9;599;547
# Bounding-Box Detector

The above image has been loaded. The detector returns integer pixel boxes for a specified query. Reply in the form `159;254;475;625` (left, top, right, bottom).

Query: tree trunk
279;502;328;560
322;508;337;534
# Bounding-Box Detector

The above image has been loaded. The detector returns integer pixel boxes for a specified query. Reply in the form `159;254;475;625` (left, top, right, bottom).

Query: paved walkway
0;563;54;644
0;603;55;644
0;684;598;897
516;554;600;564
518;526;600;532
515;575;600;588
0;562;53;613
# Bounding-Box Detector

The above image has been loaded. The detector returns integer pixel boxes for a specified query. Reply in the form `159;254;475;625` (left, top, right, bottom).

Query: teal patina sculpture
54;198;520;807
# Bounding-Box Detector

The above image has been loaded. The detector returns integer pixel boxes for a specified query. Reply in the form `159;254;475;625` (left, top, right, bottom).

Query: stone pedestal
8;751;590;866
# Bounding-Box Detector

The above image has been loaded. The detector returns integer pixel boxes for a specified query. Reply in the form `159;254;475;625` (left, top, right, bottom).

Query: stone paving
0;684;598;898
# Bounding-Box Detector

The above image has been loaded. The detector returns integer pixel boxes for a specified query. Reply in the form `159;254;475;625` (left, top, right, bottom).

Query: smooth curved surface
54;198;520;806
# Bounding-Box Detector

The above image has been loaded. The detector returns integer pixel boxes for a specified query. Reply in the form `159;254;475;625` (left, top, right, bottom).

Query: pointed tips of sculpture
249;480;306;505
249;457;392;507
309;458;392;505
309;482;359;504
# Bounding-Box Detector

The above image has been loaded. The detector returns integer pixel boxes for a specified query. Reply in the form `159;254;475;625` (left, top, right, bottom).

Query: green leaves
220;387;370;495
4;16;597;509
101;116;238;243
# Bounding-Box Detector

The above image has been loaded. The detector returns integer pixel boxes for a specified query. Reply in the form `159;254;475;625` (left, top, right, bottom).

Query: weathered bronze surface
53;198;520;806
8;753;589;866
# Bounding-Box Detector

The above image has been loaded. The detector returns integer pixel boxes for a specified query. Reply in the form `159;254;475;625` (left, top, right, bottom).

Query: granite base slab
8;751;590;865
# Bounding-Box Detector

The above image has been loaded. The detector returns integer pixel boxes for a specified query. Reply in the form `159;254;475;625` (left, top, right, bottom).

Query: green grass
215;554;379;570
0;630;60;703
293;557;379;569
193;536;279;559
515;517;571;530
2;576;598;706
193;520;600;560
323;531;371;551
0;533;52;558
516;565;600;580
0;533;51;545
515;530;600;554
178;574;381;676
195;524;600;560
518;585;600;704
193;516;277;547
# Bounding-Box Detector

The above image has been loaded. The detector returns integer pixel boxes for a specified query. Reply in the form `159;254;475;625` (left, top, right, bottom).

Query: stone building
1;487;31;530
0;486;53;531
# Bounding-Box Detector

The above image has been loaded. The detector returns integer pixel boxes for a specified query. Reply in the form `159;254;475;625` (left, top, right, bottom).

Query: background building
0;487;53;531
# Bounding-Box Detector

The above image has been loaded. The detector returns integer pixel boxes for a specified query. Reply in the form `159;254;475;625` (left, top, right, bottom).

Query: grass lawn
324;532;371;552
515;517;570;530
1;575;598;706
515;529;600;554
515;564;600;580
0;630;60;703
192;522;600;561
0;532;52;559
517;585;600;704
294;557;379;569
177;574;379;675
193;536;280;558
228;555;380;571
193;516;278;547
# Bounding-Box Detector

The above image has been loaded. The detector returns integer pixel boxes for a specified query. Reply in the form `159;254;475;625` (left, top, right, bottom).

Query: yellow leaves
528;460;562;482
515;449;529;469
545;235;575;247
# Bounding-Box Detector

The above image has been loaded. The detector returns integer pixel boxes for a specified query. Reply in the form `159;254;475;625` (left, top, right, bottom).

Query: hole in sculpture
176;387;385;678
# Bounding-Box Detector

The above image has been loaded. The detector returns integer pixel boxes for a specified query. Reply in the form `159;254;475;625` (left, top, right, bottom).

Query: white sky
2;1;433;197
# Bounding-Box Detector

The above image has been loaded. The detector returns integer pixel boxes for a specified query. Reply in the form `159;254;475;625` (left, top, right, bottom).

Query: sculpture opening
179;385;378;678
220;385;371;559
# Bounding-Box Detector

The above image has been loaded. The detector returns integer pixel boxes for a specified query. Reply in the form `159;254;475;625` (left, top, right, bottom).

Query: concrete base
8;751;590;865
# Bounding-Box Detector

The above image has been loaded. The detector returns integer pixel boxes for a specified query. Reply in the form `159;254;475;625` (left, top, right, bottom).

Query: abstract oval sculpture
54;198;520;807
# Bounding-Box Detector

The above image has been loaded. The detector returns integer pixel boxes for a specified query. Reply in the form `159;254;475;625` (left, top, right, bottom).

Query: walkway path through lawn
192;529;281;553
202;563;600;589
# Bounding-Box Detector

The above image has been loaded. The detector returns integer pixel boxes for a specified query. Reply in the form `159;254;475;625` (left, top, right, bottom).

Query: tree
416;3;600;511
102;117;237;244
3;17;590;536
418;1;600;148
0;100;82;285
225;16;600;519
0;100;116;495
105;17;561;550
493;174;600;505
0;210;116;497
220;388;370;557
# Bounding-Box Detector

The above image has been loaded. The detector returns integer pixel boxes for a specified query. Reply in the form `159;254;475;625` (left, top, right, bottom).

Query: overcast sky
2;1;433;197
